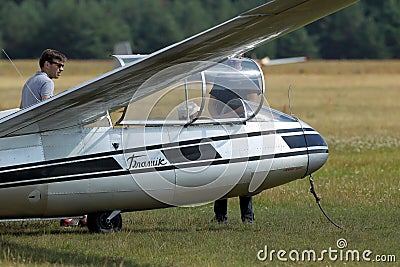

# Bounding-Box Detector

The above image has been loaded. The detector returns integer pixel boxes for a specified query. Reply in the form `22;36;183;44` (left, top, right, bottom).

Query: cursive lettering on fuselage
127;155;168;169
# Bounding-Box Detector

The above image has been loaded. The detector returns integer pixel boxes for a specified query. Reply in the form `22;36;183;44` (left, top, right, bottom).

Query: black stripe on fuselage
0;128;313;173
0;127;313;173
0;157;122;183
282;134;327;149
0;149;327;189
0;128;322;188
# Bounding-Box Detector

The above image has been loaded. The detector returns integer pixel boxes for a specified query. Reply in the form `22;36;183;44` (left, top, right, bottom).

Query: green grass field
0;60;399;266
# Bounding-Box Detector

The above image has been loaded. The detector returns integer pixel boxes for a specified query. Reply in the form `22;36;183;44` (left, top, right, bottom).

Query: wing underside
0;0;357;137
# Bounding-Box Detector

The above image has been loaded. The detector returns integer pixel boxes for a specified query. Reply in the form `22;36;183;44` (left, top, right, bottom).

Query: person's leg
213;199;228;223
239;196;254;223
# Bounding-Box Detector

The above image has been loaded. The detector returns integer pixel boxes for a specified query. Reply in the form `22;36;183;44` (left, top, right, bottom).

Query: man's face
45;59;64;79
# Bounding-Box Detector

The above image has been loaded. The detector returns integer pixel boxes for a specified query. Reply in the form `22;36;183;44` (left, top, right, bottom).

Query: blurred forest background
0;0;398;59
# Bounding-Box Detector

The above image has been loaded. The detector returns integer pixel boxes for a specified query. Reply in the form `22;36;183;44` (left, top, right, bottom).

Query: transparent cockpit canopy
120;58;267;126
120;59;278;205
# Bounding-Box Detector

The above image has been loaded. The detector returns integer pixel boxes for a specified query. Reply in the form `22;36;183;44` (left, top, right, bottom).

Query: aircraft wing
0;0;357;137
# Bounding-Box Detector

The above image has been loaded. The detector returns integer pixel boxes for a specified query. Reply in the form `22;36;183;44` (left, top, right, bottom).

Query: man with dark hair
19;49;74;227
20;49;67;108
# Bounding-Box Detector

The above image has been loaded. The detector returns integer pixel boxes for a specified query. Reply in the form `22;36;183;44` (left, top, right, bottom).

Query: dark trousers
214;196;254;222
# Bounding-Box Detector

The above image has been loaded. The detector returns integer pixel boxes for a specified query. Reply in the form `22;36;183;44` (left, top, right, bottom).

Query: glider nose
304;131;329;176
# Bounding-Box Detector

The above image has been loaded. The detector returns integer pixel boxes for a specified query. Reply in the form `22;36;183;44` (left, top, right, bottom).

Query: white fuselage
0;108;328;219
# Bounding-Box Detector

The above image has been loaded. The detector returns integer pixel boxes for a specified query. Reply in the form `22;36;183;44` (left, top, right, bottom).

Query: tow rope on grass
309;175;343;230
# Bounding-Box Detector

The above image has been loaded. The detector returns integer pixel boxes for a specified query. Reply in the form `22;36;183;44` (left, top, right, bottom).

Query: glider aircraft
0;0;357;232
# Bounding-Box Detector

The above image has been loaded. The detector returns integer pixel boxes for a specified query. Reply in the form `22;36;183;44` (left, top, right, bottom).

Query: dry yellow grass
265;60;400;137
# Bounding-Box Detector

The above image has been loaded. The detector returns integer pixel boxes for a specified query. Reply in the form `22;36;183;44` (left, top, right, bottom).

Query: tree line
0;0;398;59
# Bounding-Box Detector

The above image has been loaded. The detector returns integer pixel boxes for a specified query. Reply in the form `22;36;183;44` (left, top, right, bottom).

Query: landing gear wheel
87;212;122;233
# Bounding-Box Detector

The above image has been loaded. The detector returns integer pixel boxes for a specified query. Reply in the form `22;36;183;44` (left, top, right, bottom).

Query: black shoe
241;214;254;224
242;217;253;224
211;215;228;224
